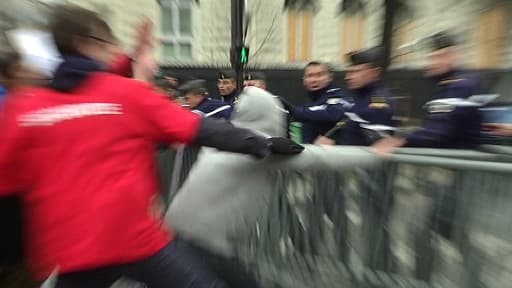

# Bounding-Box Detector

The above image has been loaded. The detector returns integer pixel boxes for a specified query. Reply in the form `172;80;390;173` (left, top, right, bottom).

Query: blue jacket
294;84;350;143
193;97;232;119
406;71;482;148
337;81;395;146
221;91;240;106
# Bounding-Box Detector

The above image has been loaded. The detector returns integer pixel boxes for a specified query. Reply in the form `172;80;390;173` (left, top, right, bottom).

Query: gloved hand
268;137;304;155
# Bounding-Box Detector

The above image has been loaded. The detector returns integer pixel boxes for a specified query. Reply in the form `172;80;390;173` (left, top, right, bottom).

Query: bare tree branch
251;11;279;61
200;10;230;64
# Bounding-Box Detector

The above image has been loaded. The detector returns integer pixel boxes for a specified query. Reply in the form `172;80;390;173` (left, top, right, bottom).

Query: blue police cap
218;70;236;80
244;71;266;81
178;79;207;95
347;46;385;67
430;32;457;50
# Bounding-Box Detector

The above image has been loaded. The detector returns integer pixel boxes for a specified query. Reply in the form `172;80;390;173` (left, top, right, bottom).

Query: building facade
2;0;511;69
159;0;512;69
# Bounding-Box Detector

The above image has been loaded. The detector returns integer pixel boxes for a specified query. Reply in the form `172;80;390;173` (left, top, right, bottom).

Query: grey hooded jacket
166;87;380;257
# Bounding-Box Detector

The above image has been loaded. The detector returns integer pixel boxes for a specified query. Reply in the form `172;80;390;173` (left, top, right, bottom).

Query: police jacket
221;90;239;106
193;97;232;119
335;81;394;146
294;84;351;143
406;71;483;148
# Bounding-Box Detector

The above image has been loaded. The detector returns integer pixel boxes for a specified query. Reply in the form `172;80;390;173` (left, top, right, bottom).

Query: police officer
244;71;294;138
373;32;484;286
179;79;232;119
374;32;482;152
217;70;239;105
294;61;351;143
309;48;396;271
316;47;395;146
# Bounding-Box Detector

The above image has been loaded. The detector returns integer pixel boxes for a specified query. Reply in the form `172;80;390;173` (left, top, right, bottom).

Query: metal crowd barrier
164;146;512;288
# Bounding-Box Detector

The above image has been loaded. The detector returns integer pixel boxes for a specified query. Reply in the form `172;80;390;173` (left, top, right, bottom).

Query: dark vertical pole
381;0;397;69
231;0;245;93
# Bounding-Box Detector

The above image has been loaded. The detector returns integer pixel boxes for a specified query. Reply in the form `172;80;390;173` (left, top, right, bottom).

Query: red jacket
0;73;201;279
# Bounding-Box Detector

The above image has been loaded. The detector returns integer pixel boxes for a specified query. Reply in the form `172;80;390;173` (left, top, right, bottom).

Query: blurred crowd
1;2;512;288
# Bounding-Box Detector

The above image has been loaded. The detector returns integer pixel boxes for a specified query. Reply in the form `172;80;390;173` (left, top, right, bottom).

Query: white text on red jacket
18;103;123;127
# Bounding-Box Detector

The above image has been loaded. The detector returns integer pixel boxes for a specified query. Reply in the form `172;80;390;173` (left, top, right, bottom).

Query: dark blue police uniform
406;71;482;148
221;91;239;106
193;97;232;119
178;79;233;120
293;84;351;143
338;81;394;145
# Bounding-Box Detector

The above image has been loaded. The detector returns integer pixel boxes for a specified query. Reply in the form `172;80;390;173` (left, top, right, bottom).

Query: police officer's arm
130;82;303;158
405;106;476;148
294;101;350;123
405;125;454;148
406;74;483;148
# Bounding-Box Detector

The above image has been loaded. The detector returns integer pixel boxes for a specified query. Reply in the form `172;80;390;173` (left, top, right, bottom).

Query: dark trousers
55;240;228;288
182;241;261;288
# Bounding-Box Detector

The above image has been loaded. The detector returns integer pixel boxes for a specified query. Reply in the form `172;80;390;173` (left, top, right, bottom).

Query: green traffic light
240;47;248;64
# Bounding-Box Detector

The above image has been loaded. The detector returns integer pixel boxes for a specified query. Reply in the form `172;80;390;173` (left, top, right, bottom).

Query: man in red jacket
0;5;302;288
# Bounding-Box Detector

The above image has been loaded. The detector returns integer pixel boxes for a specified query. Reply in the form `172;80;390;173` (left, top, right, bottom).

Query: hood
230;86;286;137
50;55;103;92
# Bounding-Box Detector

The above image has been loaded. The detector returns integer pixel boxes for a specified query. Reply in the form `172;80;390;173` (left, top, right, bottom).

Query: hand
133;46;157;82
371;136;406;156
269;137;304;155
314;135;335;146
483;123;512;137
134;18;155;56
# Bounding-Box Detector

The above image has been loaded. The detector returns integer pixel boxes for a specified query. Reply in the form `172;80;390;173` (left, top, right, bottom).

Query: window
161;0;194;60
287;11;313;62
474;5;507;68
340;13;366;61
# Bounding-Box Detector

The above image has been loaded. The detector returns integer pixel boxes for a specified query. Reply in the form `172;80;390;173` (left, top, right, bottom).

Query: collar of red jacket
50;55;103;92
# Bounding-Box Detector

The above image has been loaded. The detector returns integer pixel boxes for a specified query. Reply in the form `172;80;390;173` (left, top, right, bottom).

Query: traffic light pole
231;0;245;94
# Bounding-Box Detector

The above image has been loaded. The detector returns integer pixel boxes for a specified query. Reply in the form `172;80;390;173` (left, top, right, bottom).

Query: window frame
160;0;194;60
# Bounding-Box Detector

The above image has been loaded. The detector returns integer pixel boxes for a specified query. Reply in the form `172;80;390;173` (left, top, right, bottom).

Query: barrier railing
165;146;512;288
233;151;512;288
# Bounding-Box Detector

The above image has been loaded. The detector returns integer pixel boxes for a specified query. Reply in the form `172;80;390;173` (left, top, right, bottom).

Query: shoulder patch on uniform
369;96;389;109
369;103;390;109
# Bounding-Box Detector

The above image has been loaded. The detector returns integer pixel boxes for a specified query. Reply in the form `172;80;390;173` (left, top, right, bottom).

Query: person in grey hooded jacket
167;86;285;287
166;87;381;287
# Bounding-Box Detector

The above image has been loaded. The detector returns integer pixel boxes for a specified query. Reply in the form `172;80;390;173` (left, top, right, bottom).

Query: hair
304;61;333;75
0;46;20;79
50;4;114;55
